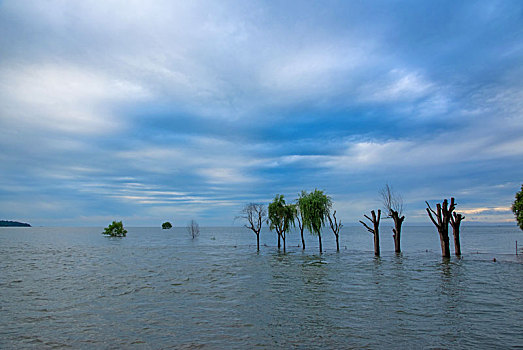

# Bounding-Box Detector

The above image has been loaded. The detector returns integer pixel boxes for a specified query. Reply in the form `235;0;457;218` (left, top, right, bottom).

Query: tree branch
359;220;374;233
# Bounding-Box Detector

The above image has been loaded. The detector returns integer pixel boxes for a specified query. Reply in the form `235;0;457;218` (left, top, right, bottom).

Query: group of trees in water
101;184;523;255
240;189;335;253
240;185;470;257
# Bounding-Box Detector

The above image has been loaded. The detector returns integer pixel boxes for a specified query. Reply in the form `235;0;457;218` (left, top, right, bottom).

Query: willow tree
513;184;523;230
296;206;306;250
239;203;267;251
268;194;297;253
380;184;405;253
298;190;332;254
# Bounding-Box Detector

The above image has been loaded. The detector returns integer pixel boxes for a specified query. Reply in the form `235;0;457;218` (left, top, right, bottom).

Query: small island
0;220;31;227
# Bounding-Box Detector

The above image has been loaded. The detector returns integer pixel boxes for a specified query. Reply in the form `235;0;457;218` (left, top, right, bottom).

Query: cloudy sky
0;1;522;226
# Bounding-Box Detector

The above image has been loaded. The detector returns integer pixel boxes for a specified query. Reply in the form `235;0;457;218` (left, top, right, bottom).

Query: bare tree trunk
380;184;405;253
426;198;456;258
278;234;281;249
360;210;381;256
391;210;405;253
297;216;305;250
282;232;286;253
335;234;339;252
374;229;380;256
450;212;465;256
373;211;380;256
318;231;322;253
453;228;460;256
439;228;450;258
256;233;260;251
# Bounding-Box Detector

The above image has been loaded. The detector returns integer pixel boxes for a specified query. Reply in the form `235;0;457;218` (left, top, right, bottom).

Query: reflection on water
0;226;522;349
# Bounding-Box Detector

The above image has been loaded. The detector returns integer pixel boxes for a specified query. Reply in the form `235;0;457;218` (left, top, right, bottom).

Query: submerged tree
296;206;306;250
162;221;172;229
268;195;296;253
513;184;523;231
298;190;332;254
426;198;456;258
380;184;405;253
327;210;342;252
239;203;267;251
360;210;381;256
102;221;127;237
187;220;200;239
450;212;465;256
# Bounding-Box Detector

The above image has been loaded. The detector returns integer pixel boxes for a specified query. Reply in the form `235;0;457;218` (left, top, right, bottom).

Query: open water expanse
1;225;522;349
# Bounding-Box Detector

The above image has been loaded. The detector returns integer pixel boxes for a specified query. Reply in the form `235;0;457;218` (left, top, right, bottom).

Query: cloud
460;207;511;215
358;69;434;103
0;0;522;225
0;64;149;134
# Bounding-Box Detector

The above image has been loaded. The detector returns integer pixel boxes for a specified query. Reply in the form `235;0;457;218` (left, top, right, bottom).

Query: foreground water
1;225;522;349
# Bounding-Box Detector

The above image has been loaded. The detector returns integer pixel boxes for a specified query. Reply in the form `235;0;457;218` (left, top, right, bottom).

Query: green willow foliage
162;221;172;229
102;221;127;237
268;194;296;235
298;190;332;236
513;184;523;230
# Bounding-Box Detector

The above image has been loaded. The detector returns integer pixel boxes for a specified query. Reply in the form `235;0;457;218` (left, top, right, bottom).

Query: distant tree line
0;220;31;227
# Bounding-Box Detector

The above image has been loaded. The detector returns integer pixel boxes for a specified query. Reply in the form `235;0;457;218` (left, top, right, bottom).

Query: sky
0;0;522;226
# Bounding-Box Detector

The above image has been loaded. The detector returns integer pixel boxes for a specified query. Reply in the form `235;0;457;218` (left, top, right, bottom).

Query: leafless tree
187;220;200;239
238;203;266;251
450;212;465;256
426;198;456;258
380;184;405;253
360;210;381;256
327;210;342;252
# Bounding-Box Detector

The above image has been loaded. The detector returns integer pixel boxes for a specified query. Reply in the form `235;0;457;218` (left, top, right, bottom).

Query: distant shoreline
0;220;31;227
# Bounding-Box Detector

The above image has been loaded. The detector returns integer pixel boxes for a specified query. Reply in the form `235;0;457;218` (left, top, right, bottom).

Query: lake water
1;225;522;349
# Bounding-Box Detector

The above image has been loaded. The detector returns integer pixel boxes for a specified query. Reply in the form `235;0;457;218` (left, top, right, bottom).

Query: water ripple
0;226;522;348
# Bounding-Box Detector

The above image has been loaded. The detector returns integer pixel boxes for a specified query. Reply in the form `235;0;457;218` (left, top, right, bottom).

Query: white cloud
259;44;371;97
197;167;255;185
0;64;149;134
358;69;434;104
278;122;523;174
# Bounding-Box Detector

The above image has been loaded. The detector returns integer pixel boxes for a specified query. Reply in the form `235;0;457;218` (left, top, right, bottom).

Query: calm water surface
1;225;522;349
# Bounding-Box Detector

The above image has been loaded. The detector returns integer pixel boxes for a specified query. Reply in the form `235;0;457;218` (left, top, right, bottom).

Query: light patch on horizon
459;207;512;215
